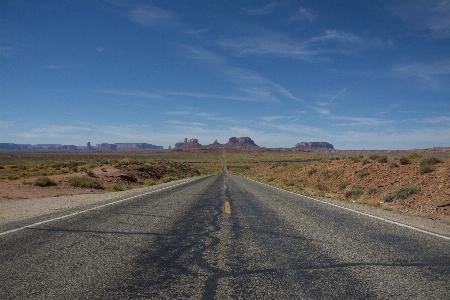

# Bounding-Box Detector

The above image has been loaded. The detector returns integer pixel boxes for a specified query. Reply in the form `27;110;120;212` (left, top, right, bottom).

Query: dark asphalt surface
2;174;449;299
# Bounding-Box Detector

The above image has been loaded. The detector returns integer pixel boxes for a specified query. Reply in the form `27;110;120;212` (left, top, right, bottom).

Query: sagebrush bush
389;162;399;169
34;177;56;187
144;179;157;186
381;192;394;202
308;168;317;176
420;156;441;167
419;164;434;175
316;183;329;192
378;156;388;163
339;181;350;190
322;170;331;180
344;187;364;198
361;158;369;166
394;186;418;199
68;177;103;189
357;169;369;178
367;187;378;195
399;156;410;165
369;154;380;160
333;169;343;178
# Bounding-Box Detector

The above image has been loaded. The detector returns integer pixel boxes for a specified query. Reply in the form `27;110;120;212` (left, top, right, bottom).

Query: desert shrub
144;179;157;186
389;162;399;169
316;183;329;192
348;156;361;163
139;163;154;172
418;156;441;175
408;152;423;159
308;168;317;176
344;187;364;198
109;184;124;192
378;156;388;163
399;156;410;165
419;164;434;175
322;170;331;180
333;169;343;178
339;181;350;190
394;186;418;200
420;156;441;167
381;192;394;202
68;177;103;189
367;187;378;195
34;177;56;187
86;170;96;177
357;169;369;178
369;154;380;160
361;158;369;166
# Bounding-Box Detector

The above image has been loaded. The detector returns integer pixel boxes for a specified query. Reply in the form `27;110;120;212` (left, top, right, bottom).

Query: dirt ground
246;157;450;223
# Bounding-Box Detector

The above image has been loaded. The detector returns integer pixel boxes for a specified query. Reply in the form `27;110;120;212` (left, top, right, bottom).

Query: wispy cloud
388;0;450;38
128;5;178;28
260;116;287;122
242;2;278;16
392;59;450;89
218;29;382;59
98;89;165;100
289;7;315;22
422;116;450;124
179;45;302;103
329;116;393;127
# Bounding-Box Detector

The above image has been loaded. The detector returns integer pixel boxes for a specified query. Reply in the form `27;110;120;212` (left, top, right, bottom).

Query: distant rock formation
86;142;94;150
174;138;202;149
226;137;258;148
294;142;334;151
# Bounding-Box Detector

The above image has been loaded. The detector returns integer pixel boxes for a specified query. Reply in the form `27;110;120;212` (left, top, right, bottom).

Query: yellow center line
224;201;231;214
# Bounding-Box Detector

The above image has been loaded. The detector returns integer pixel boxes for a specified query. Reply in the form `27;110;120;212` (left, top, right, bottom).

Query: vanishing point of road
1;172;449;298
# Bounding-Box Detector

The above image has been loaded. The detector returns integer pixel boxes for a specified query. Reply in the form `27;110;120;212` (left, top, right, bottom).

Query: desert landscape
1;148;449;223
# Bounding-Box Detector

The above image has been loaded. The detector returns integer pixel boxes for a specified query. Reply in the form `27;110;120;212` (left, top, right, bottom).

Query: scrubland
1;149;449;223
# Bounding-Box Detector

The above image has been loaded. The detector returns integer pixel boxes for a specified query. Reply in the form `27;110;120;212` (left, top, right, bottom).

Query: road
1;174;449;299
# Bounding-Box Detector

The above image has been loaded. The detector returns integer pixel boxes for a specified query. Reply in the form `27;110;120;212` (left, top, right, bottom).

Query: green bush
369;154;380;160
144;179;157;186
316;183;329;192
378;156;388;163
68;177;103;189
348;156;361;163
389;162;399;169
139;163;154;172
339;181;350;190
399;156;410;165
419;164;434;175
322;170;331;180
109;184;124;192
308;168;317;176
333;169;343;178
361;158;369;166
34;177;56;187
357;169;369;178
420;156;441;167
344;187;364;199
381;192;394;202
394;186;418;200
367;187;378;195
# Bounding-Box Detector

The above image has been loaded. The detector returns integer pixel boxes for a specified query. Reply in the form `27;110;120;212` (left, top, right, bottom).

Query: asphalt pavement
2;174;449;299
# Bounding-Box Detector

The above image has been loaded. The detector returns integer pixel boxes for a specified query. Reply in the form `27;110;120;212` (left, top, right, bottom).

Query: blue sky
1;0;449;150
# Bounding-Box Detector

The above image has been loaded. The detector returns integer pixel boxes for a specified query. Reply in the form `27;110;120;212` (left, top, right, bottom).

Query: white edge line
0;176;209;236
249;178;450;241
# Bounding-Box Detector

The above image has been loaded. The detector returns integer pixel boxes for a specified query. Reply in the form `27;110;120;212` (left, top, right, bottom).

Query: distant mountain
174;137;259;149
294;142;334;151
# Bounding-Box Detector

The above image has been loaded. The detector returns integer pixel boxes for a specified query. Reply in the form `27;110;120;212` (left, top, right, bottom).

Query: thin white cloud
128;5;178;28
388;0;450;38
165;111;191;115
218;29;382;59
260;116;286;122
289;7;315;22
329;116;393;127
166;120;206;126
422;116;450;124
393;59;450;89
242;2;278;16
99;89;165;100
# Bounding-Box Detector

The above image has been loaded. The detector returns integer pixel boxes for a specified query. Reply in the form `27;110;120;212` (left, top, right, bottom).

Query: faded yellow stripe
224;201;231;214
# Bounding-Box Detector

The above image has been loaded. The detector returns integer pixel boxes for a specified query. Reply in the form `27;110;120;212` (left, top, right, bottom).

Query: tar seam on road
0;176;210;236
249;178;450;241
